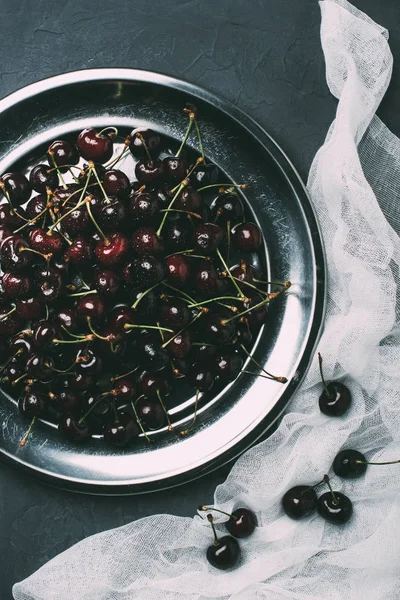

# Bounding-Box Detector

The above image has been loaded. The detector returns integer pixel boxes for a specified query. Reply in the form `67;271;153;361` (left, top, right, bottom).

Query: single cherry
163;156;187;183
136;335;169;371
200;506;257;538
164;330;192;358
230;262;260;293
19;387;47;417
108;305;136;334
104;413;140;447
76;348;103;376
164;254;191;289
332;449;367;479
50;388;80;413
232;222;262;251
211;192;244;223
64;236;93;266
102;169;130;197
95;232;129;266
129;127;160;158
0;235;33;270
33;320;59;350
2;272;32;299
47;140;79;171
282;485;317;519
29;164;58;193
317;479;353;525
131;227;164;255
96;197;127;232
141;373;171;399
175;187;202;213
190;163;219;189
34;266;64;303
59;204;91;235
206;514;240;571
193;223;224;254
318;353;352;417
194;262;224;298
129;190;160;226
203;313;235;346
15;297;43;320
135;158;165;185
77;128;114;163
58;413;91;442
214;350;243;382
159;299;190;329
29;228;64;256
76;294;106;321
165;218;192;251
127;255;165;288
135;397;165;430
189;363;214;391
0;172;32;206
25;194;47;220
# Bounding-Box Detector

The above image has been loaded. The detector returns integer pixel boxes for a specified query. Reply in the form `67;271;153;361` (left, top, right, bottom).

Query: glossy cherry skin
189;363;214;392
194;262;223;298
59;204;91;235
163;156;187;183
95;233;130;267
282;485;317;519
104;413;140;447
34;266;64;303
317;491;353;525
211;192;244;223
193;223;224;254
58;413;91;442
141;373;171;399
214;351;243;382
77;128;113;163
102;169;130;197
0;305;22;335
206;535;240;570
0;225;11;246
97;197;127;232
131;227;164;255
25;194;47;221
319;382;352;417
0;203;27;230
51;183;82;207
0;235;33;271
112;378;137;401
76;348;103;376
164;254;191;289
129;190;160;226
2;272;32;299
165;218;192;251
164;330;192;358
137;336;169;371
203;313;235;346
232;222;262;251
25;353;54;380
69;373;95;392
235;321;253;346
15;297;43;320
0;172;32;206
92;269;120;297
52;305;79;333
135;158;165;185
51;388;80;413
107;305;136;333
29;164;58;193
47;140;79;171
64;236;93;266
9;333;34;358
29;227;64;256
190;343;217;363
190;163;219;189
78;162;107;188
230;263;260;293
242;294;268;330
175;187;202;213
226;508;257;538
159;299;190;329
332;449;367;479
129;127;160;158
127;255;165;288
33;321;59;350
19;388;47;417
135;397;165;430
76;294;106;321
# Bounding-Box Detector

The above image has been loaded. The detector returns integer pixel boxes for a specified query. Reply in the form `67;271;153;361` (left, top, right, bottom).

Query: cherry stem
253;278;289;287
196;183;247;193
20;416;36;447
216;302;237;312
162;282;197;304
68;289;97;297
179;388;200;436
323;474;339;505
124;323;174;333
240;344;286;381
356;459;400;466
188;296;244;309
11;373;28;386
0;306;16;320
157;181;188;237
156;388;173;431
160;208;202;220
19;247;52;261
176;110;195;158
86;199;109;243
216;249;244;298
48;151;68;189
13;205;51;234
52;337;91;344
87;317;109;341
110;366;139;383
45;360;77;374
137;133;154;168
226;220;231;263
131;280;165;309
78;396;109;425
165;248;195;258
207;513;220;546
222;282;291;324
89;162;111;204
104;144;130;169
168;157;204;195
161;311;204;349
242;370;287;383
48;174;92;232
60;185;86;207
199;506;237;520
232;275;268;296
99;126;118;136
318;353;332;398
193;117;205;162
0;348;23;373
130;400;151;442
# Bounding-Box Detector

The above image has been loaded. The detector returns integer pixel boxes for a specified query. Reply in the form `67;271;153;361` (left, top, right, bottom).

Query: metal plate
0;69;325;494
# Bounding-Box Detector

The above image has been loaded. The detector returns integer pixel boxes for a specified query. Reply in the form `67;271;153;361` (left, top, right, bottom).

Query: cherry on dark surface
0;235;33;271
77;163;106;189
92;269;120;297
19;387;47;417
25;353;54;380
113;377;137;401
69;372;95;391
135;158;165;185
317;491;353;525
129;190;160;226
332;449;368;479
135;397;165;430
165;218;192;252
190;163;219;190
214;350;243;382
206;514;240;571
58;413;91;442
129;127;160;158
194;262;223;298
164;330;192;358
232;222;262;252
230;263;260;292
104;412;140;447
64;236;93;266
127;255;165;288
163;156;187;183
47;140;79;171
318;354;352;417
203;313;236;346
108;305;136;333
175;187;202;213
2;272;32;299
34;266;64;303
211;192;244;223
193;223;224;254
0;202;27;229
33;320;59;350
29;164;59;193
76;347;103;376
159;298;190;329
189;363;214;392
29;227;64;256
0;306;21;335
136;336;169;371
141;373;171;399
76;294;106;321
52;183;81;207
131;227;164;255
0;172;32;206
50;388;80;414
102;169;130;197
77;128;114;163
59;204;91;235
164;254;191;289
282;485;317;519
94;232;130;267
96;197;127;232
15;297;43;320
25;194;47;220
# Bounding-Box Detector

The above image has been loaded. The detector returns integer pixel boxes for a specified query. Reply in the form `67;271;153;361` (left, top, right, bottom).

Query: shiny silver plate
0;69;325;494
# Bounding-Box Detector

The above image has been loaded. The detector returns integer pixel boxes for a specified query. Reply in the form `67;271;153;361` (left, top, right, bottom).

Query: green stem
160;311;204;349
20;417;36;447
131;401;151;442
131;281;164;309
240;344;287;381
86;201;109;243
323;475;339;505
124;324;174;333
157;389;173;431
157;182;187;237
48;174;92;232
68;290;97;298
48;151;68;189
188;296;243;309
196;183;247;193
176;113;195;158
162;283;196;304
318;353;332;398
179;389;200;436
193;118;205;162
217;249;244;298
242;370;287;383
90;163;111;204
232;275;268;296
99;126;118;136
0;306;16;320
87;317;109;341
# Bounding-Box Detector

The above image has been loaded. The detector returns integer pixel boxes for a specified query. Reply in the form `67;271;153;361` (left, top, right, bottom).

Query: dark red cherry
129;190;160;226
58;413;91;442
203;313;235;346
33;320;59;350
190;163;219;189
131;288;160;321
190;343;217;363
0;203;27;229
29;164;59;193
163;156;187;183
230;263;260;292
78;162;106;187
113;378;137;401
15;297;43;320
0;235;33;270
76;294;106;321
164;330;192;358
211;192;244;223
92;269;120;297
165;218;192;251
76;348;103;376
52;183;82;208
236;320;252;345
47;140;79;171
332;449;367;479
136;336;169;371
64;236;93;266
232;222;262;251
0;172;32;206
193;223;224;253
94;232;129;266
175;187;202;212
206;533;240;571
25;353;53;380
25;194;47;220
69;372;95;391
159;299;190;329
102;169;130;197
34;266;64;303
164;254;191;289
282;486;317;519
51;388;80;413
104;413;140;447
28;228;64;256
77;128;114;163
214;350;243;381
19;387;47;417
193;262;223;298
226;508;257;538
127;255;165;288
319;382;352;417
242;294;268;329
141;373;172;399
189;363;214;391
82;394;113;432
317;491;353;525
2;272;32;299
131;227;164;255
96;197;127;232
135;158;165;185
108;305;136;334
59;204;91;234
0;305;21;335
0;225;11;245
52;305;79;333
135;397;165;430
129;127;160;158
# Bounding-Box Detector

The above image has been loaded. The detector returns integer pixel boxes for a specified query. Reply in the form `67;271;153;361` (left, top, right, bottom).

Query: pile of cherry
201;354;400;570
0;106;290;448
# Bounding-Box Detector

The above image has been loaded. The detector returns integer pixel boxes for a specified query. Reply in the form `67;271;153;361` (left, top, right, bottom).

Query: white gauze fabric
13;1;400;598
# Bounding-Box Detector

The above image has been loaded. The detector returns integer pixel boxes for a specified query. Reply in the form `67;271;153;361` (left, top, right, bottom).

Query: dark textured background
1;1;399;598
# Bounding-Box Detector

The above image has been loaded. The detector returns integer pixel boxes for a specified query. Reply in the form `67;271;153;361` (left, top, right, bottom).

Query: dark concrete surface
1;1;399;598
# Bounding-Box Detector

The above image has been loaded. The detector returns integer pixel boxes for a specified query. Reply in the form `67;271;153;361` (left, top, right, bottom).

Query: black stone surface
1;1;399;598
